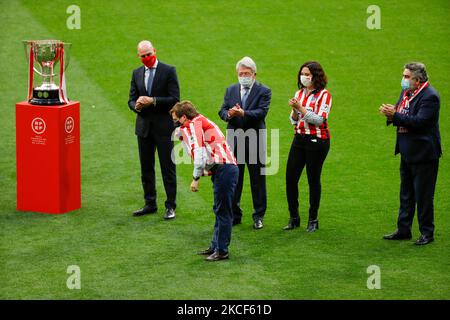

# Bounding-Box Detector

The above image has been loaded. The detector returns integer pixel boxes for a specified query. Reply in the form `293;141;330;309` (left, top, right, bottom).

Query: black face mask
174;120;181;128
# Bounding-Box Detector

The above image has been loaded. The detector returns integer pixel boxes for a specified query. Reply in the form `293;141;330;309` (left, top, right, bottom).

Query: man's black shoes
253;219;263;230
197;248;229;261
232;219;242;226
415;235;434;245
205;251;229;262
132;205;175;220
197;247;215;255
163;208;176;220
383;230;435;245
306;219;319;233
132;205;157;217
383;230;412;240
283;218;300;230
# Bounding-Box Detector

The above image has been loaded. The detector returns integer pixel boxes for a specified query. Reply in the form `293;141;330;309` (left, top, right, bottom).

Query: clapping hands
227;104;245;119
379;104;396;121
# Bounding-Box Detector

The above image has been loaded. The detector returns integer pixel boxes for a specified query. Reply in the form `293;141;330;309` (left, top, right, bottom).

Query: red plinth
16;101;81;214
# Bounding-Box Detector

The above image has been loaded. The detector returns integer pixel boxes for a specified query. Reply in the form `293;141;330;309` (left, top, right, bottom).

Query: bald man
128;40;180;220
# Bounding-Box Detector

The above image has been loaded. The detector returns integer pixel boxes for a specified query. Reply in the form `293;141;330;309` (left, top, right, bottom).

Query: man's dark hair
405;62;428;83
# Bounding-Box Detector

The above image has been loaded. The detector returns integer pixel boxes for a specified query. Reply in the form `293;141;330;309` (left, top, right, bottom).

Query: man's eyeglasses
140;52;153;58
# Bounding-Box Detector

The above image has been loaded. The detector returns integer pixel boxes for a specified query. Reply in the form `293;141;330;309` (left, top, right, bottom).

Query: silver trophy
23;40;71;105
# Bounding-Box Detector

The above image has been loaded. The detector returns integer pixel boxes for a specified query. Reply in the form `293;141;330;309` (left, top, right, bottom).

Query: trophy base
30;89;63;105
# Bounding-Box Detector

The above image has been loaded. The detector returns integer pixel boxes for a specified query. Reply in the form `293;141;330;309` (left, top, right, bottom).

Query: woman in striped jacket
284;61;332;232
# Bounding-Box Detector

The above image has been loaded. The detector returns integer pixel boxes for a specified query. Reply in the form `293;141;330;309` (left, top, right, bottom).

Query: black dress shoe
232;219;242;226
283;218;300;230
306;219;319;233
383;230;412;240
253;219;263;230
415;235;434;245
132;205;157;216
163;208;176;220
197;247;215;255
205;251;229;262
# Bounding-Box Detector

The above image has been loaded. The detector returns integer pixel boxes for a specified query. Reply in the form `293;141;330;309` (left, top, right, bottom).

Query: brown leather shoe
205;251;229;262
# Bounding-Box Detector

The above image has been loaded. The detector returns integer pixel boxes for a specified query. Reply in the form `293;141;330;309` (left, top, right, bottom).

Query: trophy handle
63;43;71;71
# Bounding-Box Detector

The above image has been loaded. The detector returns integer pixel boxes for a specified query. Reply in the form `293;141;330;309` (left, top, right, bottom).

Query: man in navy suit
218;57;272;229
128;40;179;220
380;62;441;245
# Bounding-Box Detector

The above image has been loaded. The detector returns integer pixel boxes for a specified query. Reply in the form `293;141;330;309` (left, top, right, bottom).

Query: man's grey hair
236;56;257;74
138;40;153;50
404;62;428;83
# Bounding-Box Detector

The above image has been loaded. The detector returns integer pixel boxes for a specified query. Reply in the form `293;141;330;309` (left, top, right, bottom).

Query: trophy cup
23;40;71;105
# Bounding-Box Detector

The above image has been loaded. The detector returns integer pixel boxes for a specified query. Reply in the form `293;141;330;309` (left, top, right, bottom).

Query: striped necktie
241;87;250;108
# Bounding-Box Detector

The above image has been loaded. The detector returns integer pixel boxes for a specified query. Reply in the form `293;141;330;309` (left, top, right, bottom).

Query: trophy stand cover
16;40;81;214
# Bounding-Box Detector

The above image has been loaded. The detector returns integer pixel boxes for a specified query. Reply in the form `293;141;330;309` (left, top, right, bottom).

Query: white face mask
300;75;312;87
239;76;254;88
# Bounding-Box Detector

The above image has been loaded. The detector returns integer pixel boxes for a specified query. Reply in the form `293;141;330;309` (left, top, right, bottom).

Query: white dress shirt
144;60;158;93
240;80;254;102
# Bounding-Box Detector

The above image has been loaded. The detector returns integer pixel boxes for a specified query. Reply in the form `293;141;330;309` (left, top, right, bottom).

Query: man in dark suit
218;57;272;229
128;40;179;220
380;62;441;245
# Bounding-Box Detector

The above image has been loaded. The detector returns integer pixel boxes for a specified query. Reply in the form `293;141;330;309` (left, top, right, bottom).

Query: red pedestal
16;101;81;214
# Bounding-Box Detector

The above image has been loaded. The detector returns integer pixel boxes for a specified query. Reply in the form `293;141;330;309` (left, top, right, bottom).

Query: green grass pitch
0;0;449;299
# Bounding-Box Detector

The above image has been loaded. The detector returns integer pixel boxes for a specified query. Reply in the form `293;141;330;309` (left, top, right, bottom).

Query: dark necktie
147;68;155;95
241;87;250;108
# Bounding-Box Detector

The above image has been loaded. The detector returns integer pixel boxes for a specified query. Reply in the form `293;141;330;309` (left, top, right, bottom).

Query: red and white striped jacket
177;114;236;178
289;88;332;139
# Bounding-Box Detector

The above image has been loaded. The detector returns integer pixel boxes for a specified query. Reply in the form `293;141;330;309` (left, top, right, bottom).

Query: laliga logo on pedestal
65;116;74;133
31;117;46;135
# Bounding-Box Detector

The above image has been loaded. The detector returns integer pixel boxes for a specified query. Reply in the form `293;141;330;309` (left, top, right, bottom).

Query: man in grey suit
218;57;272;229
128;40;179;220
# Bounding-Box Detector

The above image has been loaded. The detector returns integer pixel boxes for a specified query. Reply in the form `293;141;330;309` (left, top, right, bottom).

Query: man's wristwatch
193;176;200;181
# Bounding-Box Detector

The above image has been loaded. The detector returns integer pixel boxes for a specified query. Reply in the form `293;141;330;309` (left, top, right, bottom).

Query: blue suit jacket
218;81;271;130
390;85;442;163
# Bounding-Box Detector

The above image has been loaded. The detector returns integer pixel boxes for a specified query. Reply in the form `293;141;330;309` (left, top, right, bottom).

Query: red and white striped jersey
177;114;236;178
289;88;332;139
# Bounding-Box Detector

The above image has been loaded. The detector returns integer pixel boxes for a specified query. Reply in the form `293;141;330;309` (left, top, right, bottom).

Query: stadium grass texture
0;0;449;299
